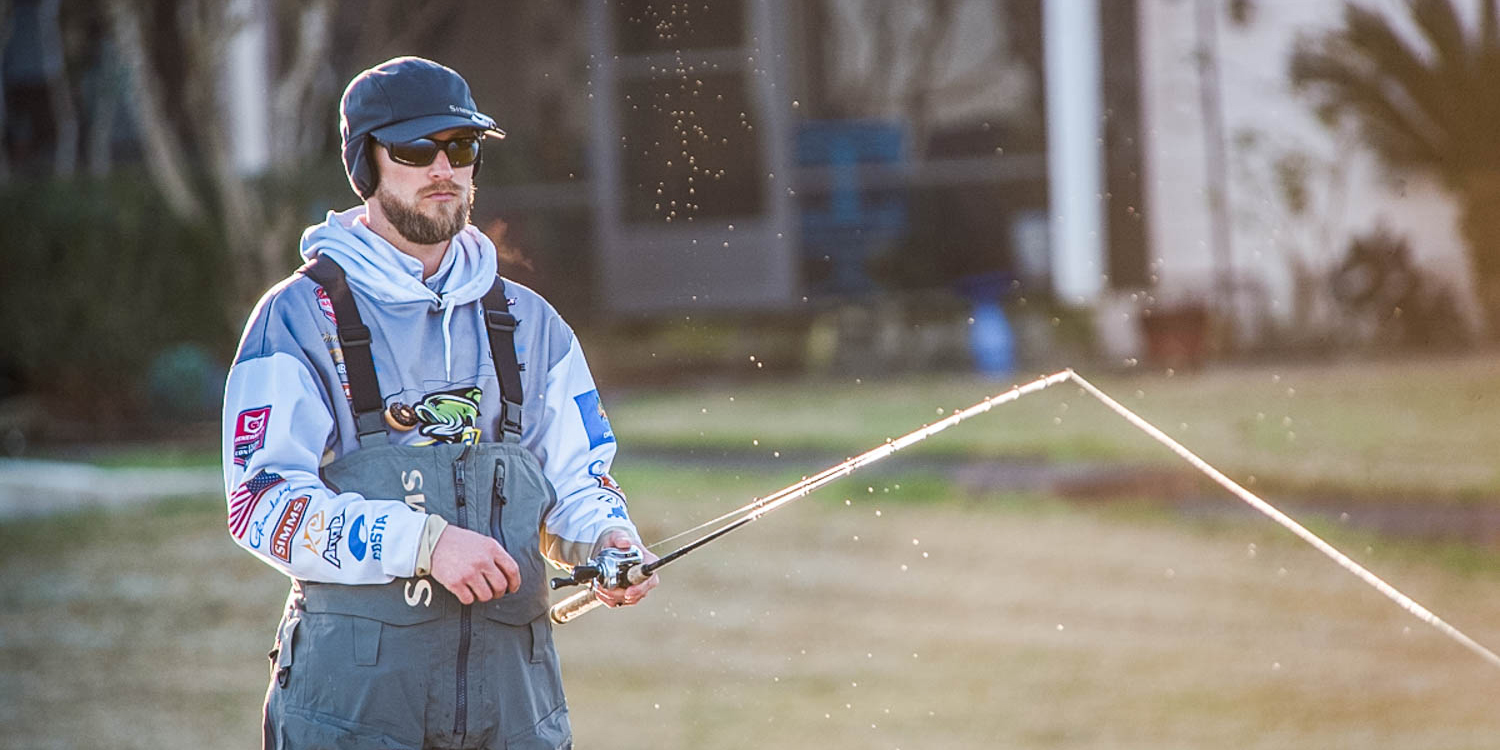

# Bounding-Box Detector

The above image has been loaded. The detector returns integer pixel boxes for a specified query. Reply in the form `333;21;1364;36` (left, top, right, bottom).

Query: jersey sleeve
527;330;640;568
222;288;427;583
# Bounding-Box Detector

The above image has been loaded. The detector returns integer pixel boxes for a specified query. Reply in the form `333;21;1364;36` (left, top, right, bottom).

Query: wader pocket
504;702;573;750
274;612;430;749
271;615;299;688
476;613;569;746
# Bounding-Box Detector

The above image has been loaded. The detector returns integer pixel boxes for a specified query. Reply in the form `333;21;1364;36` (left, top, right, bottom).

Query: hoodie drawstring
441;304;457;380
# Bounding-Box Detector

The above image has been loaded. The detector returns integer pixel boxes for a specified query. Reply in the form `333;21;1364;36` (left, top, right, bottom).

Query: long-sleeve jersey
221;207;636;583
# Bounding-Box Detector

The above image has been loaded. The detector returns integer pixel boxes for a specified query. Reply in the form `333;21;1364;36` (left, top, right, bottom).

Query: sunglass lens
446;138;481;167
388;139;440;166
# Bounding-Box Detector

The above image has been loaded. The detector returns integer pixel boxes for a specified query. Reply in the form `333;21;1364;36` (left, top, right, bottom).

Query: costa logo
269;495;310;563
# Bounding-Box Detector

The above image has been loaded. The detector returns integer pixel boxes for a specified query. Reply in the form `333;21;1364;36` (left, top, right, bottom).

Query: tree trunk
0;0;13;184
1457;170;1500;340
39;0;78;178
103;0;206;220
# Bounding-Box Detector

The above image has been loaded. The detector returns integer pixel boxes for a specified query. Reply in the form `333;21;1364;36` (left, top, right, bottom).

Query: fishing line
555;368;1500;672
1067;370;1500;670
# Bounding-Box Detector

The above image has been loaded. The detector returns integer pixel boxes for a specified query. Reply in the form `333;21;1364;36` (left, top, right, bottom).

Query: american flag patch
228;471;285;539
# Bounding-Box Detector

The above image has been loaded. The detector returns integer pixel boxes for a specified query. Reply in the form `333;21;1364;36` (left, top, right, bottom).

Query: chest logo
413;387;484;444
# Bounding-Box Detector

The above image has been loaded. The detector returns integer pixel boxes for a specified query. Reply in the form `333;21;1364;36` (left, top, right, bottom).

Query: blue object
968;300;1015;378
797;120;908;294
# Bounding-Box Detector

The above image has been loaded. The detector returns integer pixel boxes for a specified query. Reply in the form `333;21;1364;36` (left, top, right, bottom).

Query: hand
591;529;659;608
430;526;521;605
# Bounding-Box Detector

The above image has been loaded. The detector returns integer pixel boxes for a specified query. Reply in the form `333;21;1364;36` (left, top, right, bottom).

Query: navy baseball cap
339;57;506;198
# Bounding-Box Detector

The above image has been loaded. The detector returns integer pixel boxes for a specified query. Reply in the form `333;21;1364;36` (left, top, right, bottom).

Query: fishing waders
262;257;572;750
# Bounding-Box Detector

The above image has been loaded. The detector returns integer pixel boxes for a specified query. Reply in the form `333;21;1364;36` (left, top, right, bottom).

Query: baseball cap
339;57;506;198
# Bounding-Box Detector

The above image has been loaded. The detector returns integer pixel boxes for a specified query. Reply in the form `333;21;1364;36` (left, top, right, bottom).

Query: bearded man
221;56;656;750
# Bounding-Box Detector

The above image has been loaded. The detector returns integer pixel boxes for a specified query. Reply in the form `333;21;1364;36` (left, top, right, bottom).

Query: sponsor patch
322;512;345;568
248;484;293;548
370;514;388;561
574;390;615;449
349;514;368;561
412;387;484;444
270;495;310;563
233;406;271;467
227;470;285;539
315;287;337;323
587;459;627;505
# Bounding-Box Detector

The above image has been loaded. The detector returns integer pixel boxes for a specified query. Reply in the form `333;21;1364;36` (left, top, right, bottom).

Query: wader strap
302;256;389;448
481;276;524;441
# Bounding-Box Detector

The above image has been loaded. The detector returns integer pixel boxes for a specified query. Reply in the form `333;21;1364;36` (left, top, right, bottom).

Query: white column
226;0;270;175
1043;0;1106;304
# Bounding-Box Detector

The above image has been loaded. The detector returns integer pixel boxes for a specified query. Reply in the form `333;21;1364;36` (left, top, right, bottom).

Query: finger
468;574;495;603
480;565;510;600
494;551;522;593
449;583;475;606
593;585;625;607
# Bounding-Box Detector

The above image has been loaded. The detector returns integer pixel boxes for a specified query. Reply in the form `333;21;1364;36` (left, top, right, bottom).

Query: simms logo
447;104;495;128
270;495;310;563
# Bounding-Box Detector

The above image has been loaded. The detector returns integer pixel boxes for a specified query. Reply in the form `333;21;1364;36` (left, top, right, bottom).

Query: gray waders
262;257;572;750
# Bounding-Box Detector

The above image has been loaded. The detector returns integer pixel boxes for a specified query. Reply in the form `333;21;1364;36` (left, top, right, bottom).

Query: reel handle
549;588;604;624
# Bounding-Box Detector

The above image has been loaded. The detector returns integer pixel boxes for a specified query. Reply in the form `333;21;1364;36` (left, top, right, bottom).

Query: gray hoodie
222;207;636;583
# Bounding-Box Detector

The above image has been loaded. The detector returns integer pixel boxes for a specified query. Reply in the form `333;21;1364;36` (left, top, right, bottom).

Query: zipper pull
454;459;467;508
492;459;506;506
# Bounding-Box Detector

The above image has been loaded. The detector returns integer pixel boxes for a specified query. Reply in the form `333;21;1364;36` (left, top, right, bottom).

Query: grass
608;352;1500;499
4;461;1500;750
36;352;1500;501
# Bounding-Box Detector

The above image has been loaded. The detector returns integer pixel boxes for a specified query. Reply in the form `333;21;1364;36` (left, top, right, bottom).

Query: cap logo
449;104;492;127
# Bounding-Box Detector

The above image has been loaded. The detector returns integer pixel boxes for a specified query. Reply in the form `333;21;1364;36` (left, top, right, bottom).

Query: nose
428;149;455;179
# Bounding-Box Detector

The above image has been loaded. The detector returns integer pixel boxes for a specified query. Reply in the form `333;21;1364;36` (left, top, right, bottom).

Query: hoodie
221;207;636;583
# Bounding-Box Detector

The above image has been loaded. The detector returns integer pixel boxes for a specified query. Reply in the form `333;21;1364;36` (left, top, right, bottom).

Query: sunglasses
374;134;482;168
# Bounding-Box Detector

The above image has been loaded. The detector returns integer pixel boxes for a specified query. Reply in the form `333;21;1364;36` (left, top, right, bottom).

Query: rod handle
549;588;604;624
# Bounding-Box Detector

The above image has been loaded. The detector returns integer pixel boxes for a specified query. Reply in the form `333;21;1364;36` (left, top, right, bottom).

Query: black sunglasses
374;134;483;168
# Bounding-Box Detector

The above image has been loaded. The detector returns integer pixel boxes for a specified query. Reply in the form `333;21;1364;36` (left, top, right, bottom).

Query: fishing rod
548;369;1500;673
547;369;1076;624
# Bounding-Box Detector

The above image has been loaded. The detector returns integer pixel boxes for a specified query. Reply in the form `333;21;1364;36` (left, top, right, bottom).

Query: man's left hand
592;530;659;608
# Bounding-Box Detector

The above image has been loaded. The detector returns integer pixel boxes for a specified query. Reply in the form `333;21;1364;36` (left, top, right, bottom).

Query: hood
299;206;499;380
299;206;497;310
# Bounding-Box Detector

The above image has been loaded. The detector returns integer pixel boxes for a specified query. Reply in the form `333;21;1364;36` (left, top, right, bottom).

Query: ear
346;136;379;199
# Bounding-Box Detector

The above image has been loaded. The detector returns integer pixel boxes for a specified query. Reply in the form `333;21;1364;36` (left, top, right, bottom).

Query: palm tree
1290;0;1500;336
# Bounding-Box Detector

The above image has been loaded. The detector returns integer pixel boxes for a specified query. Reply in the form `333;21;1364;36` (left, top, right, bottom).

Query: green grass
608;353;1500;499
42;353;1500;501
5;463;1500;749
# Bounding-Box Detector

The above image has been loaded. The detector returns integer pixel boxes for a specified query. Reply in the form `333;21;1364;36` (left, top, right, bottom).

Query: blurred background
3;1;1500;748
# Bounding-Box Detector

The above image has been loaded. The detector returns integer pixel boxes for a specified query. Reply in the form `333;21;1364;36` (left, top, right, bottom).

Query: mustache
418;181;465;198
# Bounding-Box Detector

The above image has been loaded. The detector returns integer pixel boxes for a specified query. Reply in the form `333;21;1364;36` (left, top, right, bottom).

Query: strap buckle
485;310;517;332
339;323;372;347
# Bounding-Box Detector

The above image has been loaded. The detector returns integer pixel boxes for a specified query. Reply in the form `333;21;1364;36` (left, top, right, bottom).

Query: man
222;56;656;750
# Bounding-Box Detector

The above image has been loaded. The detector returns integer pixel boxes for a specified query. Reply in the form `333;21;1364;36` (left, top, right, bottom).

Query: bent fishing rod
548;370;1500;672
547;369;1075;623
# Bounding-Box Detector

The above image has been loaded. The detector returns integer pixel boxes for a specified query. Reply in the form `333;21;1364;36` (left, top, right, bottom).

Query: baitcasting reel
550;546;646;590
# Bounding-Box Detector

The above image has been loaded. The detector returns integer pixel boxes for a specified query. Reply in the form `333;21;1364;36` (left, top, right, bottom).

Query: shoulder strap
481;275;525;441
302;256;389;448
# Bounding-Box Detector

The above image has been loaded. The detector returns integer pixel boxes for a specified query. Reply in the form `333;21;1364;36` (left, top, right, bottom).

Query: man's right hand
429;526;521;604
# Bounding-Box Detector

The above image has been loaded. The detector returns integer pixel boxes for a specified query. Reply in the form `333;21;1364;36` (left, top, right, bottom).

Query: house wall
1137;0;1480;344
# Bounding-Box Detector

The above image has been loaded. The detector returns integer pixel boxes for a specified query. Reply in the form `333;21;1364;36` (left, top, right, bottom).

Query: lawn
608;352;1500;499
43;353;1500;501
4;461;1499;750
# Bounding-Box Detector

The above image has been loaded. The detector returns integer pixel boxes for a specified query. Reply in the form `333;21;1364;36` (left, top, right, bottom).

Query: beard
376;180;475;245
